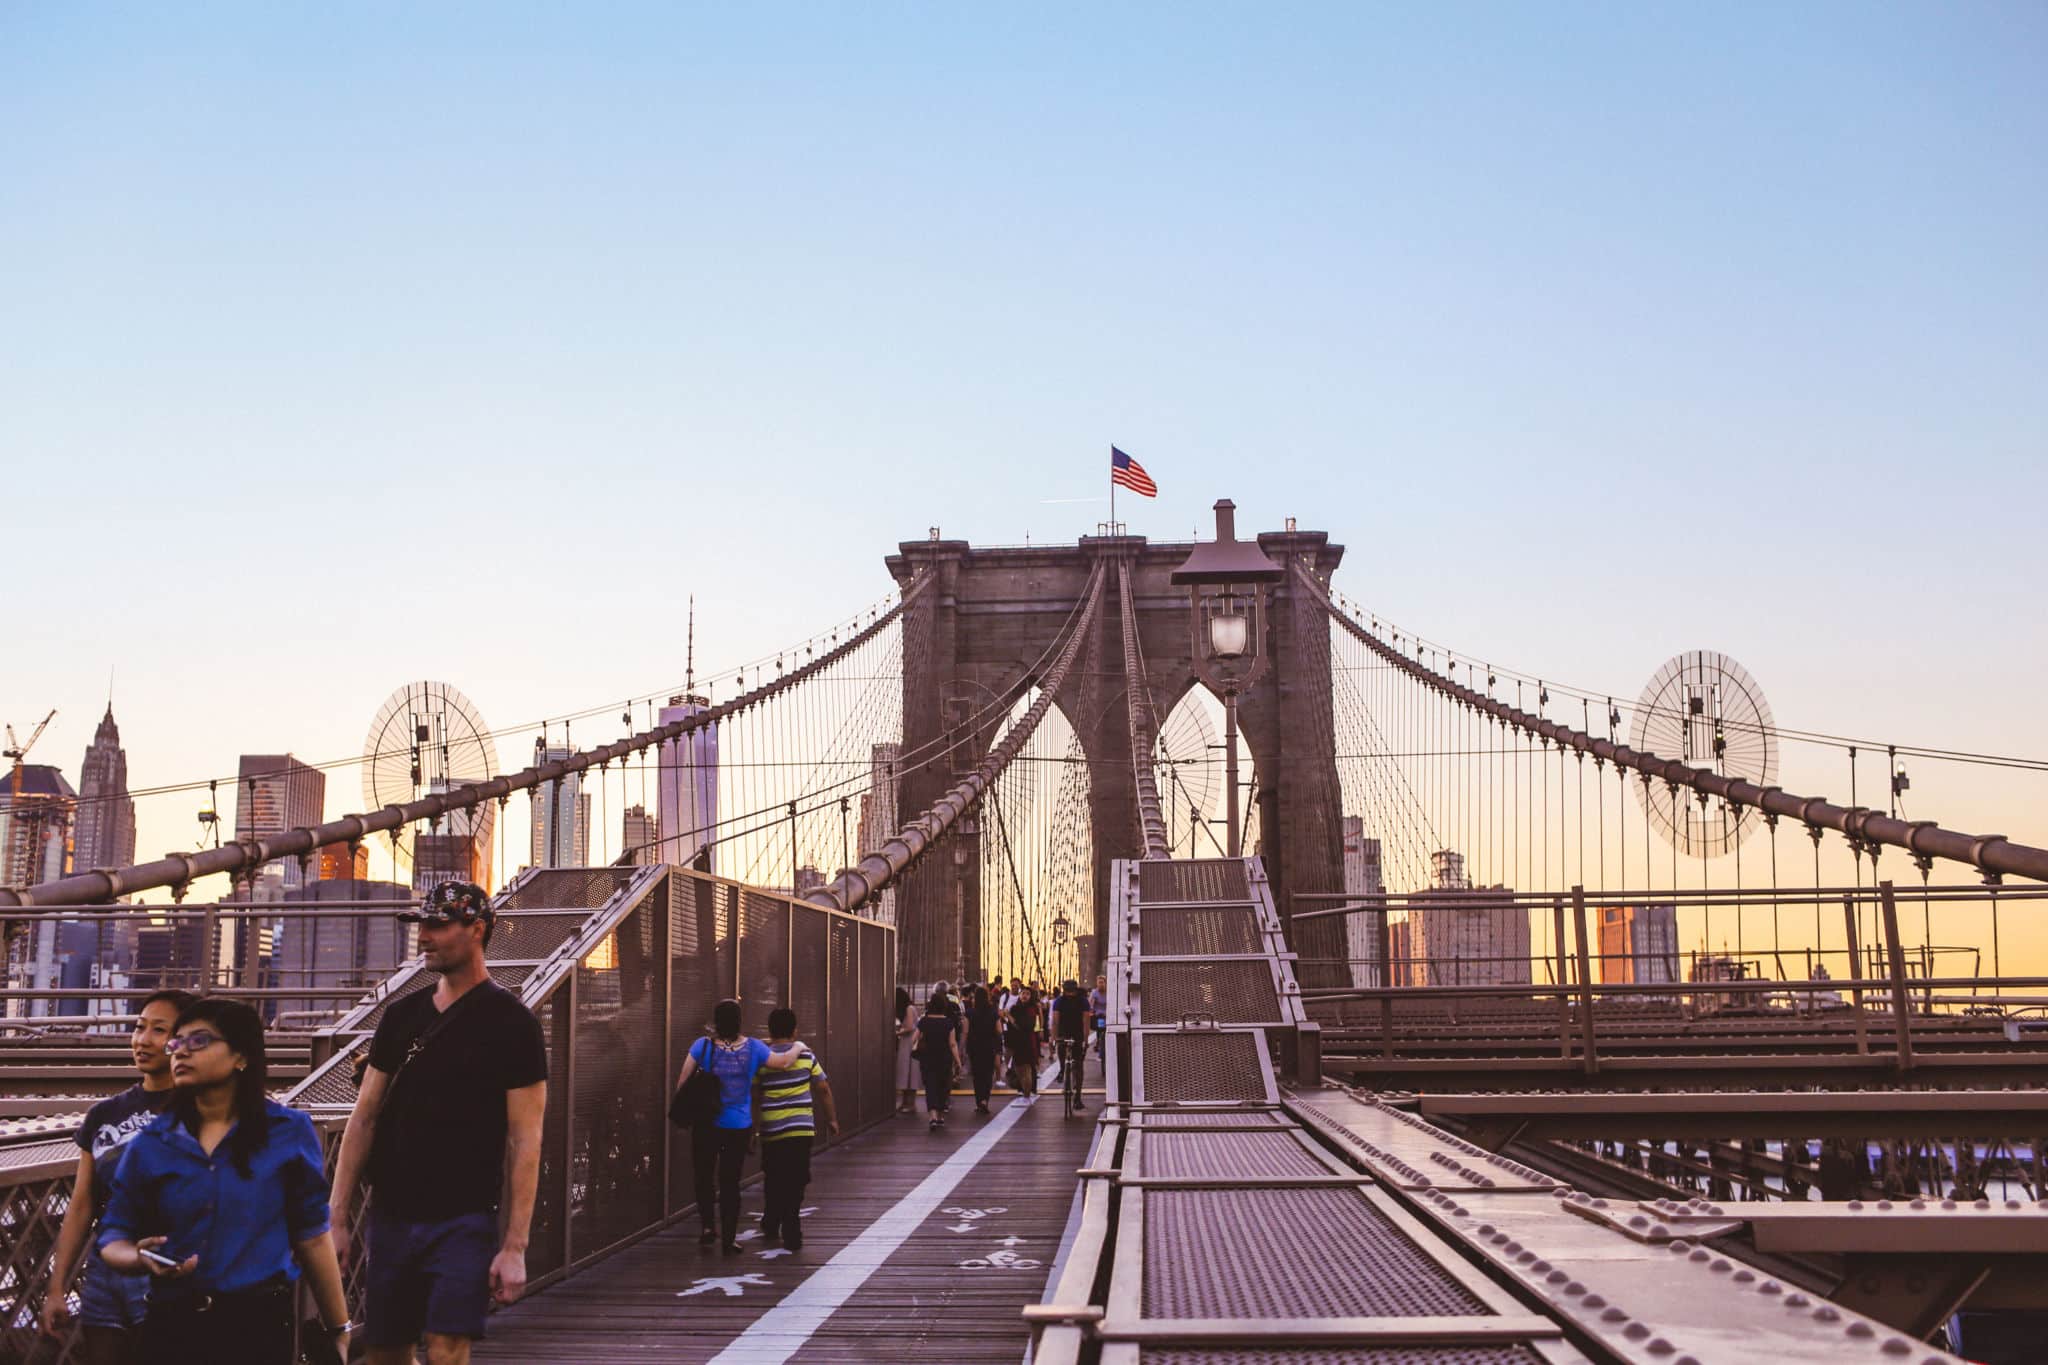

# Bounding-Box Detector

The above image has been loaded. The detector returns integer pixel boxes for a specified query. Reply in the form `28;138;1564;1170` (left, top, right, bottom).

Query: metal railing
1292;881;2048;1075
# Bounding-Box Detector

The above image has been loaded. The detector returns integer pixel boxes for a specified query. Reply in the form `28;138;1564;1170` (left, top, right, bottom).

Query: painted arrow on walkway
678;1273;771;1298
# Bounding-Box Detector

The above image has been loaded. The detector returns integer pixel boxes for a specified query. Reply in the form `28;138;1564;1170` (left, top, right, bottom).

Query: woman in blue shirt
98;998;350;1365
673;997;808;1253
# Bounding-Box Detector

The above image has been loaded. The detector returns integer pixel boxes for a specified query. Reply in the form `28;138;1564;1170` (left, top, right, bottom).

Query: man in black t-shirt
330;881;548;1365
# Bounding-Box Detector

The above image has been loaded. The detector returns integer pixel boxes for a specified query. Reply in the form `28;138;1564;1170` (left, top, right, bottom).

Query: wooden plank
477;1073;1099;1363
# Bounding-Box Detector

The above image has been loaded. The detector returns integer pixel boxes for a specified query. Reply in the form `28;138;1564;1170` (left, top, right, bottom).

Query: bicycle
1057;1037;1086;1118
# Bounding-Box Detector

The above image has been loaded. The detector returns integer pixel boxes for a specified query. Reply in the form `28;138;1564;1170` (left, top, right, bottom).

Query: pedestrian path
477;1059;1101;1364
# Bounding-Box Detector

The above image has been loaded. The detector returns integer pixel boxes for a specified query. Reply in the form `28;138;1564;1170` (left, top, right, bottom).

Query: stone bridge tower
884;522;1345;991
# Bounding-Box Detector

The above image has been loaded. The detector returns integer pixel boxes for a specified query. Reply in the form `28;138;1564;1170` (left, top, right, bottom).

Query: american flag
1110;446;1157;497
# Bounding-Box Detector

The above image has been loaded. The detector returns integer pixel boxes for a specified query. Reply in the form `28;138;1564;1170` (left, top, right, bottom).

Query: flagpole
1109;446;1116;533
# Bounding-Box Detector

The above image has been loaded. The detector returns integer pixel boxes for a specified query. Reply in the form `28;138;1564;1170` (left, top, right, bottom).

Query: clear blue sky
4;3;2044;894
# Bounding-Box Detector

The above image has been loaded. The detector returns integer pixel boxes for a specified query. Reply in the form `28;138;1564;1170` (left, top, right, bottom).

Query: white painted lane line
707;1094;1036;1364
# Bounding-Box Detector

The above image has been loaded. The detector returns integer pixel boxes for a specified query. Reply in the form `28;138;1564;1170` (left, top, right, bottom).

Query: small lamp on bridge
1172;500;1284;857
1052;910;1071;947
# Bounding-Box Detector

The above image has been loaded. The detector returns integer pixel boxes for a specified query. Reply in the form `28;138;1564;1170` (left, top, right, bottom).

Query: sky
4;4;2044;950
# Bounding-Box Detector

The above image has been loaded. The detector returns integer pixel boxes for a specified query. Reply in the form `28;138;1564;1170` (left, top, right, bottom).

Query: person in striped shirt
754;1008;838;1251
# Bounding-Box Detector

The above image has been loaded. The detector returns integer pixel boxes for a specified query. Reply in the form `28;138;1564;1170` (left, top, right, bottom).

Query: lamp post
1052;910;1071;981
1171;500;1284;859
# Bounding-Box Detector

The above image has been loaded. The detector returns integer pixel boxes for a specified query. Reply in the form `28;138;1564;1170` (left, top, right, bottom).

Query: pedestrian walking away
911;995;963;1130
1005;987;1040;1096
964;986;1001;1114
754;1008;838;1251
893;986;918;1115
38;989;196;1365
674;998;812;1252
328;881;549;1365
96;998;349;1365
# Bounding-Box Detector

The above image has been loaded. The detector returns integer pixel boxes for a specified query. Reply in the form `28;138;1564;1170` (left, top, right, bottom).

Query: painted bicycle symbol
941;1205;1008;1233
958;1247;1042;1271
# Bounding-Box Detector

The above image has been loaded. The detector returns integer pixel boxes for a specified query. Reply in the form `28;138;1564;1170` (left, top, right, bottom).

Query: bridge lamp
1172;499;1284;858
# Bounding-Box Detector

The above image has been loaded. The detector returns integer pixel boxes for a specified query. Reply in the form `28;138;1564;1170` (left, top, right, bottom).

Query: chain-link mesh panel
1138;1131;1329;1181
1137;1111;1287;1128
739;893;790;1037
497;867;636;911
569;897;666;1260
1139;860;1248;904
859;920;890;1134
491;910;600;959
1143;1188;1487;1319
789;909;829;1079
353;969;437;1031
1136;1031;1268;1103
828;916;858;1129
1141;1350;1543;1365
669;873;718;1215
1140;961;1281;1024
527;988;569;1279
1141;907;1261;957
291;1036;370;1107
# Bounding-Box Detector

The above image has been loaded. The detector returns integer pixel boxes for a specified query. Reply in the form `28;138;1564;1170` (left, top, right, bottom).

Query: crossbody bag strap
389;978;501;1088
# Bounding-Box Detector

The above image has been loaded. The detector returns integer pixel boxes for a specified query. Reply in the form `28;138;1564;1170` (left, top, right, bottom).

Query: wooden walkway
478;1059;1101;1363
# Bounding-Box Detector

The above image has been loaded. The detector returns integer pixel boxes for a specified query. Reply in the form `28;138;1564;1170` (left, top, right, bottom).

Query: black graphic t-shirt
1051;992;1089;1041
77;1084;175;1216
367;981;549;1219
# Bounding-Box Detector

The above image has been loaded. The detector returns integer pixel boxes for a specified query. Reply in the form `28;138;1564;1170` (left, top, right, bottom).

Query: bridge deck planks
478;1063;1100;1364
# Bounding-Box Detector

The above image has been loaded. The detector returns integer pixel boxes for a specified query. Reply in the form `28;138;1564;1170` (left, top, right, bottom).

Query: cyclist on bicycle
1049;979;1093;1113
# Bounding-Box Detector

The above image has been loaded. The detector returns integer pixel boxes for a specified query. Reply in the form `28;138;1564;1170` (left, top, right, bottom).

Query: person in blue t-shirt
672;998;809;1253
97;998;351;1365
39;988;195;1365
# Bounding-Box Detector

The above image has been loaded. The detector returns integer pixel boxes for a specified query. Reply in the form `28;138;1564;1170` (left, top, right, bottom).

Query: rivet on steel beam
1624;1322;1651;1340
1582;1294;1607;1308
1601;1307;1627;1322
1847;1322;1875;1338
1814;1307;1841;1322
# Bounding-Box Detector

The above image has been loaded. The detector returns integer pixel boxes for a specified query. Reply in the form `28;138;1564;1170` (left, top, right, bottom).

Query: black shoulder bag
668;1038;724;1129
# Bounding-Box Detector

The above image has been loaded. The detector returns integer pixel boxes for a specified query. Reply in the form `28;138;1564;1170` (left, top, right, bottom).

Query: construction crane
5;708;57;806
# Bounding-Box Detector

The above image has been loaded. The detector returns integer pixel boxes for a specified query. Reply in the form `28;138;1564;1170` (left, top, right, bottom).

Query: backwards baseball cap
398;880;494;928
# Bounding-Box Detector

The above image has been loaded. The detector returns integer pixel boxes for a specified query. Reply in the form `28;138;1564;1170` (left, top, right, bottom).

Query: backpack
667;1038;725;1129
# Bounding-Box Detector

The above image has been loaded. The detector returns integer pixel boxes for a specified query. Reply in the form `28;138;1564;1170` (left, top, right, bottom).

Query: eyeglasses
165;1031;224;1057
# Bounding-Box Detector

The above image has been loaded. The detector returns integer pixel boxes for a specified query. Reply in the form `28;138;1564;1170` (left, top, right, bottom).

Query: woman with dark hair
893;986;917;1115
40;988;196;1365
910;995;963;1131
1006;987;1040;1096
964;986;1001;1116
673;998;808;1253
97;999;349;1365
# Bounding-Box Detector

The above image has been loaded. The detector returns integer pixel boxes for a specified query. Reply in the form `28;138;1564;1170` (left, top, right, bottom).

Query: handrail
2;575;929;909
1299;562;2048;884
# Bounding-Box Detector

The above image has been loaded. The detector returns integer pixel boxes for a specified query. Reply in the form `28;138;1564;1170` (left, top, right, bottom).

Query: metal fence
0;864;895;1362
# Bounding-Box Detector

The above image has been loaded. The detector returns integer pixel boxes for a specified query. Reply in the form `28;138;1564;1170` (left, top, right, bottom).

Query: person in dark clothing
98;999;349;1365
911;997;962;1130
1005;988;1040;1095
963;986;1001;1115
674;998;810;1252
1050;979;1093;1112
330;880;550;1363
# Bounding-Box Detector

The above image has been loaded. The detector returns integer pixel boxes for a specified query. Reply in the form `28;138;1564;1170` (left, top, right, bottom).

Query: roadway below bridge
477;1062;1100;1364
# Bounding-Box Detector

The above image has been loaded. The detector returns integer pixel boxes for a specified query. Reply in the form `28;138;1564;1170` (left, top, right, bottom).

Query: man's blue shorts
77;1262;150;1329
364;1209;498;1346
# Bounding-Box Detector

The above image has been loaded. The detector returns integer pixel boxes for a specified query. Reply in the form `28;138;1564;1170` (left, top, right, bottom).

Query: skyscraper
1397;848;1529;988
2;766;78;1018
72;706;136;885
273;879;414;1023
1599;903;1679;996
531;748;591;868
233;755;326;893
622;804;658;867
657;697;718;872
0;764;75;890
1339;816;1386;989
